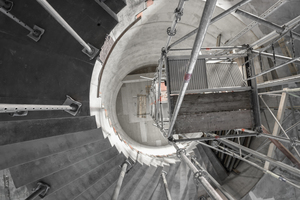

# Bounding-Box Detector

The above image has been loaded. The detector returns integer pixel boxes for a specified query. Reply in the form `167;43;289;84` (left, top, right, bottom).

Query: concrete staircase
0;1;231;199
0;114;227;200
0;115;207;200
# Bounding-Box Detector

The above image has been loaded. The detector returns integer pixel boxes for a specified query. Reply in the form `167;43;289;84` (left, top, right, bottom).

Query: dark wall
0;0;122;121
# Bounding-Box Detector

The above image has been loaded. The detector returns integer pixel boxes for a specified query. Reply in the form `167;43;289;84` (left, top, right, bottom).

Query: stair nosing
7;136;106;170
43;150;120;199
72;160;123;200
22;146;116;190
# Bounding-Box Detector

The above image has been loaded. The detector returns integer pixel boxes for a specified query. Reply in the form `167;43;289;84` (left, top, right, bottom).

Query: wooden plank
264;89;288;170
262;125;300;169
137;95;147;118
174;110;254;133
253;56;264;84
171;91;252;114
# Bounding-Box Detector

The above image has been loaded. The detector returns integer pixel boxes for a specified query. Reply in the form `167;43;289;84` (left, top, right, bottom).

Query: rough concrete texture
100;0;260;156
0;169;29;200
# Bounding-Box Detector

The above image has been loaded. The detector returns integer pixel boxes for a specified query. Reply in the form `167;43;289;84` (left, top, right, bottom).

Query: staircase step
0;116;97;146
76;164;121;200
0;128;103;170
117;164;149;200
150;165;170;200
10;137;111;188
78;161;142;200
186;170;197;200
99;162;143;200
170;163;182;200
96;178;118;200
46;153;125;200
200;144;228;181
179;162;190;199
101;0;126;14
119;162;142;191
195;144;228;183
127;165;158;200
138;166;163;200
158;162;181;200
26;146;119;199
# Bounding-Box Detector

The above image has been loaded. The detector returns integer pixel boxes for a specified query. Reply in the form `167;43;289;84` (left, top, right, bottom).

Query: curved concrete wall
99;0;259;157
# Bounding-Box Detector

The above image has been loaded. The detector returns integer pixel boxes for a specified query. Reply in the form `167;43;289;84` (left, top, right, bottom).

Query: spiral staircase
1;0;300;200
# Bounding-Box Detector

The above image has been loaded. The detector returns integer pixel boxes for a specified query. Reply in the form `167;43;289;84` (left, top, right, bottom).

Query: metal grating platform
167;57;247;94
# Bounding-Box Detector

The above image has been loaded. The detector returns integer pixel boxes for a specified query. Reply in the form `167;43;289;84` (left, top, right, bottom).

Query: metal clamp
28;182;51;199
1;0;13;11
63;95;82;116
278;175;287;182
174;8;183;21
176;148;186;158
290;137;298;147
82;43;100;60
161;47;167;56
167;27;176;36
120;159;133;173
27;25;45;42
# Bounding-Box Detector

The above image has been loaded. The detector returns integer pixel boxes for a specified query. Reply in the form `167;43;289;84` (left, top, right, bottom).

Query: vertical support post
172;143;222;200
0;95;82;116
247;50;262;130
112;161;129;200
36;0;99;59
0;7;44;42
167;0;217;138
168;0;252;50
264;89;288;170
161;172;172;200
192;157;235;200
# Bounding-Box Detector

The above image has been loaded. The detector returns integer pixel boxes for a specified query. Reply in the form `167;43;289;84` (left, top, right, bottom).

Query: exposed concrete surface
100;0;259;157
0;169;29;200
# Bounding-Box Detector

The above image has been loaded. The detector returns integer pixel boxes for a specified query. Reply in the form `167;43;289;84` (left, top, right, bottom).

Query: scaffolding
150;0;300;199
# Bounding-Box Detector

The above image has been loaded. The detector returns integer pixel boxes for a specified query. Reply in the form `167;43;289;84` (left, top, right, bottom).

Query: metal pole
172;143;222;200
250;15;300;49
36;0;92;53
260;96;300;158
225;0;287;46
252;50;300;64
173;133;257;142
25;182;50;200
168;0;252;50
25;188;45;200
169;46;246;51
167;0;217;138
198;141;300;189
235;9;284;33
161;172;172;200
192;158;235;200
235;129;300;146
156;57;164;122
165;0;186;48
155;0;186;126
0;104;75;113
286;120;300;133
246;56;300;80
112;162;128;200
0;8;32;32
259;88;300;95
219;137;300;175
